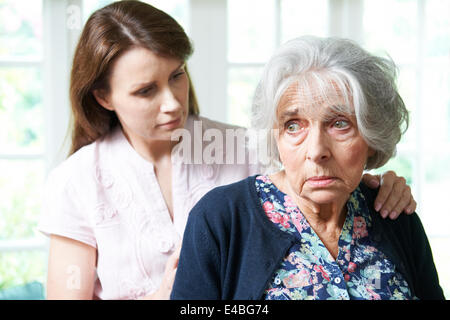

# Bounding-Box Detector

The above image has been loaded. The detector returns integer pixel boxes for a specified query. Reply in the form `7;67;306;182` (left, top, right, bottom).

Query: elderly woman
170;36;444;300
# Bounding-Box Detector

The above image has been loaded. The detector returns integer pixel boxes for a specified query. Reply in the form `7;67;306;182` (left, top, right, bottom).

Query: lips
306;176;336;187
158;117;181;128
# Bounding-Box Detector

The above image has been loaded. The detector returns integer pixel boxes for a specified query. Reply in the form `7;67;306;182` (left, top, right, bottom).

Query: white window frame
0;0;80;257
188;0;228;122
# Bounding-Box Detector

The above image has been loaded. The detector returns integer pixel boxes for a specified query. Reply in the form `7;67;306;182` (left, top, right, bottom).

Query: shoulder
46;131;118;192
193;115;244;131
359;182;416;226
47;143;96;186
359;182;425;245
194;176;256;212
180;116;262;176
184;115;248;141
50;127;127;180
187;175;258;227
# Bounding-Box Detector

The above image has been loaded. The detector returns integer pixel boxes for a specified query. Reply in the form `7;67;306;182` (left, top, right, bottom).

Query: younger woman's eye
137;86;155;95
172;70;186;80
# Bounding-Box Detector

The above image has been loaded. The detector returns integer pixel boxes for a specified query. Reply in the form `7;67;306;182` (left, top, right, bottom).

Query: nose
160;87;182;113
305;125;331;163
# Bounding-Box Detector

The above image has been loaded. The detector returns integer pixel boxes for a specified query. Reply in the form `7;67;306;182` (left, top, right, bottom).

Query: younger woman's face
94;47;189;144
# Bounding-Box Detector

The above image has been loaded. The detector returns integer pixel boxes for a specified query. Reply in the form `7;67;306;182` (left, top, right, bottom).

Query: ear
368;147;376;157
93;89;114;111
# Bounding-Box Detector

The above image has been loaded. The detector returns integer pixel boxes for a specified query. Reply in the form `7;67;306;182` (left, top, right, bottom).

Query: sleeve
170;201;222;300
409;213;445;300
37;165;97;249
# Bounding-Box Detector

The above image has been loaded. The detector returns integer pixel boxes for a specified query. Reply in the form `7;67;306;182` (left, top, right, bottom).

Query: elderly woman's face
275;81;373;206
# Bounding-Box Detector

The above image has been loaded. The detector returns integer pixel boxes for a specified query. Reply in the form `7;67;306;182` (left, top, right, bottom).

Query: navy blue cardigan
171;175;444;300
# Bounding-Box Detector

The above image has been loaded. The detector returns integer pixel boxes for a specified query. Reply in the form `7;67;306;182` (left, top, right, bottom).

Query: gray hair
251;35;409;171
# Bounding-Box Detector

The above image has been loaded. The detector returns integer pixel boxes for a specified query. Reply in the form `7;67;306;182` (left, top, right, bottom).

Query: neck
295;197;347;237
122;129;179;164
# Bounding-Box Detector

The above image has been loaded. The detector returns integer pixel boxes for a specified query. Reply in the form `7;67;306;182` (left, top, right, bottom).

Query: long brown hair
68;0;199;155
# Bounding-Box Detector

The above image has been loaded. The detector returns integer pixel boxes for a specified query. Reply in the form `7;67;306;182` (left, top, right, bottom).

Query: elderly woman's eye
286;122;301;133
333;119;349;129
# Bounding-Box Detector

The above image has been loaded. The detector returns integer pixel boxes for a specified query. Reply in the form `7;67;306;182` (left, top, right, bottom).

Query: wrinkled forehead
276;74;354;119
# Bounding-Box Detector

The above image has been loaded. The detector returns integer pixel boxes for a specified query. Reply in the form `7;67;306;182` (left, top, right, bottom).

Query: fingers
376;171;413;219
380;178;406;219
369;170;417;219
158;246;181;300
163;266;178;291
362;172;380;189
405;197;417;215
156;266;177;300
388;185;412;219
145;263;178;300
374;171;396;214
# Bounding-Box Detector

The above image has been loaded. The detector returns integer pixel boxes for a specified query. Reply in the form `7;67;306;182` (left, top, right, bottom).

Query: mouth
157;117;182;129
306;176;337;187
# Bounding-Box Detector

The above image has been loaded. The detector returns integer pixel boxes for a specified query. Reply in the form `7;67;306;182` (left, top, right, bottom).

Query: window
227;0;329;127
227;0;450;298
0;0;190;296
1;0;448;299
141;0;189;32
365;0;450;299
0;0;47;291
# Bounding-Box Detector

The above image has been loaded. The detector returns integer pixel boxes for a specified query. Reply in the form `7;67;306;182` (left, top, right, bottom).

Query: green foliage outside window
0;0;45;292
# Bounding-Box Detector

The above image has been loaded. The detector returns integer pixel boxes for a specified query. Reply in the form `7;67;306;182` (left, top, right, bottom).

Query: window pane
428;237;450;299
0;0;43;59
0;251;46;293
396;65;417;147
82;0;115;22
0;160;45;240
421;153;450;235
372;154;414;186
144;0;189;33
281;0;328;43
228;67;263;128
425;0;450;58
422;152;450;298
363;0;417;64
421;61;450;148
422;0;450;148
228;0;276;63
0;68;43;154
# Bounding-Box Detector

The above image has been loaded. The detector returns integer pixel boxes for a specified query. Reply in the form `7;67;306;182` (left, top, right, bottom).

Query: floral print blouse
255;175;416;300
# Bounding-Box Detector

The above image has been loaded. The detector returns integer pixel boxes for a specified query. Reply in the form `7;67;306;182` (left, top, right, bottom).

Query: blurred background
0;0;449;299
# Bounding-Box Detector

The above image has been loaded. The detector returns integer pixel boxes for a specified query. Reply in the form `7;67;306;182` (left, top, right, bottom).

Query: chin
304;189;348;205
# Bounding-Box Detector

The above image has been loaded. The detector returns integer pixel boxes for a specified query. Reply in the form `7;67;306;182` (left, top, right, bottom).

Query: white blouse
38;115;261;299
